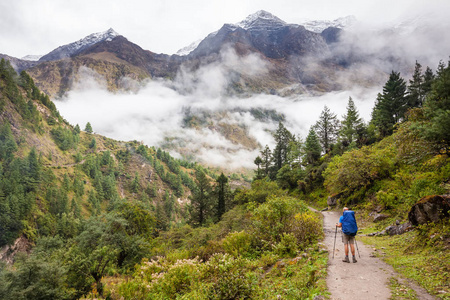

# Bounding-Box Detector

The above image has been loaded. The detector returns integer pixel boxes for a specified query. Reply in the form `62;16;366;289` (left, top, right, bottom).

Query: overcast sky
1;0;449;58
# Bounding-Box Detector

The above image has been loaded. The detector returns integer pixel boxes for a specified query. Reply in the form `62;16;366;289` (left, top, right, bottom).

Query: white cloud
2;0;450;58
55;49;378;170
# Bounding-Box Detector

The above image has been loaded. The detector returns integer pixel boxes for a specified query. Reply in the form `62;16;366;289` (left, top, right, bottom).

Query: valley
0;7;449;300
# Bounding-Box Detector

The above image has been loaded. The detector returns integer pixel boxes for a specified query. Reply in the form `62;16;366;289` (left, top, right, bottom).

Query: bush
289;211;323;249
324;145;395;195
273;233;298;257
222;231;254;258
203;254;254;300
251;195;307;247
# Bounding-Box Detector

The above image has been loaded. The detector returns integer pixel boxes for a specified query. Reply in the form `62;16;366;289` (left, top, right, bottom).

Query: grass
359;221;450;300
389;277;418;300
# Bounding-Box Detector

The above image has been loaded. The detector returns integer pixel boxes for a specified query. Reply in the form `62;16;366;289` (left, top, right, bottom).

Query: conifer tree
408;61;425;108
215;173;229;220
189;170;213;227
84;122;93;134
371;71;408;137
315;105;340;153
254;156;263;179
422;66;435;97
272;122;294;173
304;127;322;165
340;97;363;145
260;145;272;177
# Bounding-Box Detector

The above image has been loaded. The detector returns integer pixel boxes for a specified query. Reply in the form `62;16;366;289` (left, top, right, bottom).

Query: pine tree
84;122;93;134
253;156;263;179
260;145;272;178
189;170;213;227
215;173;228;221
408;61;426;108
272;122;294;172
89;137;97;150
422;66;435;97
315;106;340;153
371;71;408;137
304;127;322;165
340;97;363;145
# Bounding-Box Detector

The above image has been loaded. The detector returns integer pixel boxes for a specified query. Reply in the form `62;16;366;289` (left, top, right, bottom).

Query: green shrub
251;195;307;247
203;253;254;300
222;231;254;258
274;233;298;257
289;211;323;249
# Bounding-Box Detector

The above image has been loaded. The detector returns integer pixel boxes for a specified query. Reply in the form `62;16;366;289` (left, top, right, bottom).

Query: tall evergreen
260;145;272;178
304;127;322;165
253;156;263;179
189;170;213;227
422;66;435;97
371;71;408;137
340;97;363;145
272;122;294;173
215;173;228;221
408;61;425;108
315;105;340;153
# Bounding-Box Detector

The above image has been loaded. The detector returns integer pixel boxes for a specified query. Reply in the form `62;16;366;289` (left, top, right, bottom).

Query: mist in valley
54;13;450;170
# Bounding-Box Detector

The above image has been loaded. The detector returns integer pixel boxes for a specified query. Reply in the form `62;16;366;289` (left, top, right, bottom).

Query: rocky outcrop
327;193;342;207
385;222;413;235
0;235;32;265
372;213;389;223
408;195;450;226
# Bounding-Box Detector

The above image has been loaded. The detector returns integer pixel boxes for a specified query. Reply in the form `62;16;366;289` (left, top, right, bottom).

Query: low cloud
56;48;380;170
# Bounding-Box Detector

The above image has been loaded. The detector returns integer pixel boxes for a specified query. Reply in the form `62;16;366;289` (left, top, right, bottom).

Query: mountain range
0;10;438;97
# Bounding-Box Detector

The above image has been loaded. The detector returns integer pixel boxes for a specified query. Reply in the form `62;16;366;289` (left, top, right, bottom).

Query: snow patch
21;54;43;61
300;16;356;33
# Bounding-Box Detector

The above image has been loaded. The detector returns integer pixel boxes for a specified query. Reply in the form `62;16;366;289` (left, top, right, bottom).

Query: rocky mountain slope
0;11;366;97
3;10;443;98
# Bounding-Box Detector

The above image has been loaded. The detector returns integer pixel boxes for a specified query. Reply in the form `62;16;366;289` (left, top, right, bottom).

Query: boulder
373;213;389;223
385;222;413;235
327;193;342;207
408;195;450;226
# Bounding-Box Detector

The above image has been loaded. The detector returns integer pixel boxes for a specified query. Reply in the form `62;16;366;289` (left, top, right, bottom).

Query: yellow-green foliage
115;250;328;300
222;231;253;258
323;144;395;195
234;179;285;204
290;211;324;248
251;195;307;245
323;121;450;211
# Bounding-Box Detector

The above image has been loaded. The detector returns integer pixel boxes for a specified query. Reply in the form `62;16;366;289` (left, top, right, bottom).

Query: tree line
253;60;450;191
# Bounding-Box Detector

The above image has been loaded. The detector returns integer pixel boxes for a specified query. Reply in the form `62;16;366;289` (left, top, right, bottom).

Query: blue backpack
341;211;358;236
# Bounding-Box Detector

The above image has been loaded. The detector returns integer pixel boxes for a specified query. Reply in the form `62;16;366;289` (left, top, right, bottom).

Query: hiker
336;207;358;263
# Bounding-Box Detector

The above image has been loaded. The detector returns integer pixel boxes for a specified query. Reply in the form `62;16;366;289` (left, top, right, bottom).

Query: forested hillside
0;56;449;299
0;58;327;299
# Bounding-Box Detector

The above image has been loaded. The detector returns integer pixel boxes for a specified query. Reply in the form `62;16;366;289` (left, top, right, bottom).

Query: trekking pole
333;225;337;259
355;236;361;258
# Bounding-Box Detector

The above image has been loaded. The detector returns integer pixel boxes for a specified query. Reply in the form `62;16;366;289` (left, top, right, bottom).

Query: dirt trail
321;210;436;300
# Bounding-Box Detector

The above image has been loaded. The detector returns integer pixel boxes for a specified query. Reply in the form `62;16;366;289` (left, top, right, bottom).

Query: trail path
321;210;436;300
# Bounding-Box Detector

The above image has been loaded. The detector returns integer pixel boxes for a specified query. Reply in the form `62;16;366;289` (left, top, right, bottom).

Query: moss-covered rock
408;195;450;226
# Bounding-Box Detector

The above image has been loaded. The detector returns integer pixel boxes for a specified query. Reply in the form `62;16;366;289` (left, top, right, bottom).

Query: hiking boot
342;256;350;263
352;256;357;263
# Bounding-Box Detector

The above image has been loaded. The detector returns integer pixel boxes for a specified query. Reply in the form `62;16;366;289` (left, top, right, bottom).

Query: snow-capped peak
236;10;287;30
70;28;119;50
176;39;202;56
39;28;120;61
21;54;43;61
300;16;356;33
